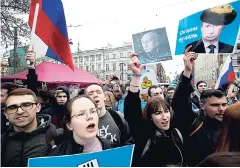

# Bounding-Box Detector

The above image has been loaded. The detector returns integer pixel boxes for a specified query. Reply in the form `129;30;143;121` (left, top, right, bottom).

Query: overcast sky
62;0;234;79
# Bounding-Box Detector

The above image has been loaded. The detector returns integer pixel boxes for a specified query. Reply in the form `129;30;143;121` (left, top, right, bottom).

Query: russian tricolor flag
214;56;236;89
28;0;74;70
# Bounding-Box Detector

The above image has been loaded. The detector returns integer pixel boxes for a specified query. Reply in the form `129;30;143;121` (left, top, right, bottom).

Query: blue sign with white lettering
28;145;134;167
175;1;240;55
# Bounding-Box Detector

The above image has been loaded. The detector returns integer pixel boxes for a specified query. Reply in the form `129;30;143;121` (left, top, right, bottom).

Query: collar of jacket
7;114;51;137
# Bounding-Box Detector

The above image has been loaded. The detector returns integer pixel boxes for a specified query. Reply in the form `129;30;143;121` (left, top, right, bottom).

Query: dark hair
196;80;207;89
142;97;178;144
37;89;54;103
167;87;174;92
1;82;19;94
111;76;119;81
216;102;240;152
6;88;38;103
78;88;85;96
65;95;97;123
200;89;226;104
222;82;238;93
148;85;160;97
143;97;171;121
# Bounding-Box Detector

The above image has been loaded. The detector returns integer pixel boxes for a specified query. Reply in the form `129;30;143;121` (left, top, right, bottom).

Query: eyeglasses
71;109;99;119
5;102;38;114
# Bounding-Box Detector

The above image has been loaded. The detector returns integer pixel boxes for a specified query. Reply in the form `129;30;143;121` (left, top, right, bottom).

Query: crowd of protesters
1;46;240;167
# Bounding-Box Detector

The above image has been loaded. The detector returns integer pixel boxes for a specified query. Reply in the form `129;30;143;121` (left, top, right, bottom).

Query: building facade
72;43;133;83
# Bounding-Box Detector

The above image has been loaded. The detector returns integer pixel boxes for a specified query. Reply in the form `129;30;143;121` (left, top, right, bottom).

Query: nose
86;113;93;121
219;105;225;112
162;113;168;120
16;107;24;114
209;27;215;34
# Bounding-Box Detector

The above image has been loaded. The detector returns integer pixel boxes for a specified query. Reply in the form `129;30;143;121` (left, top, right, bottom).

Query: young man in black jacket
1;88;56;167
172;46;228;166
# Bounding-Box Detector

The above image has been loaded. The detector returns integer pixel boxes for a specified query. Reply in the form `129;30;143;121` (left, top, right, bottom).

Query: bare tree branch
1;0;31;50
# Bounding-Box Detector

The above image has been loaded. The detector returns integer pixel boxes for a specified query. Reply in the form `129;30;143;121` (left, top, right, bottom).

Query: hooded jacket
1;114;56;167
42;86;70;128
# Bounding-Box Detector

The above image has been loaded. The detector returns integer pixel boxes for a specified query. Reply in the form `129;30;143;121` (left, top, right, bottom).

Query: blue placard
118;99;147;113
28;145;134;167
175;1;240;55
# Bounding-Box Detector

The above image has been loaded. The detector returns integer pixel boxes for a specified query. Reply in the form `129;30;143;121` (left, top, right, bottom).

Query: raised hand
129;53;143;75
183;45;198;77
26;44;36;68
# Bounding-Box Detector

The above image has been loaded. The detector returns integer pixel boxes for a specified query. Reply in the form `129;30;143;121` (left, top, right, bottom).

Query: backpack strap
107;109;125;144
174;128;183;144
190;116;204;136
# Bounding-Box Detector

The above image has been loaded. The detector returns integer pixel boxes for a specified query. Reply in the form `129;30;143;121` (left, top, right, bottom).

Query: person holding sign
49;95;113;156
172;46;228;166
185;4;237;54
124;53;184;167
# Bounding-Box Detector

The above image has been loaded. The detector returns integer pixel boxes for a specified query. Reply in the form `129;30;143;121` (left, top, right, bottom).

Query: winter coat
49;136;113;156
124;91;184;167
1;114;57;167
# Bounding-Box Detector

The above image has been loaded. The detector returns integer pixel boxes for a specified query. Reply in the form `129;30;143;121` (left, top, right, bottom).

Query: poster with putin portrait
132;27;172;65
175;1;240;55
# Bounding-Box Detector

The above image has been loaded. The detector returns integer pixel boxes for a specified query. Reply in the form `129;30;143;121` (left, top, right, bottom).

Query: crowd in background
1;47;240;167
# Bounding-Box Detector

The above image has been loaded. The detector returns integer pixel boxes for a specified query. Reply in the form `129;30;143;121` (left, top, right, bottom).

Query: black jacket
49;136;113;156
26;68;38;95
192;94;201;109
172;73;222;166
1;114;57;167
185;39;234;53
124;91;184;167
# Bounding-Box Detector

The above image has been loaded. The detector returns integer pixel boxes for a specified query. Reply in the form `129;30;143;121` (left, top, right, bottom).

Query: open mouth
87;123;96;131
161;121;169;125
95;100;100;104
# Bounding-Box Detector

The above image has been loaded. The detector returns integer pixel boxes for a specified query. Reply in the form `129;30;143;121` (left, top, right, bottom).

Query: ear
200;102;204;109
66;122;73;131
36;103;41;113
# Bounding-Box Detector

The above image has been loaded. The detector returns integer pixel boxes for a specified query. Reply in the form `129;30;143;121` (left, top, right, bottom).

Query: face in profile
201;22;224;42
151;104;171;130
67;97;99;141
141;32;159;53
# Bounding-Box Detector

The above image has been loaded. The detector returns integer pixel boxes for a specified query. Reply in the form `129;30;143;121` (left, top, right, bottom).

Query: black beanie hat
200;4;237;25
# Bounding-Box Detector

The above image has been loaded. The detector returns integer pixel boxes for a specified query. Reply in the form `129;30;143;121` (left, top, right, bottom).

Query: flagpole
27;3;39;65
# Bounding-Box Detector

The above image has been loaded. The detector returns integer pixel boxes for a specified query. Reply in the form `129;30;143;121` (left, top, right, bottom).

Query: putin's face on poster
201;22;224;43
141;32;159;53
